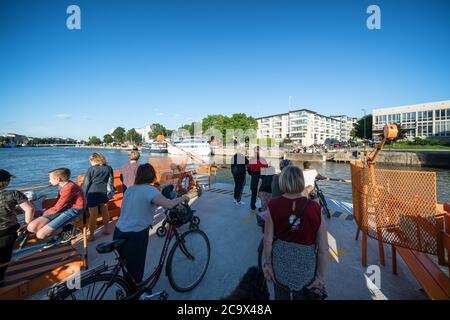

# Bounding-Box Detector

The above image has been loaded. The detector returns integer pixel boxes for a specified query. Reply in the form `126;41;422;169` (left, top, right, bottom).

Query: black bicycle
47;204;210;300
312;180;332;219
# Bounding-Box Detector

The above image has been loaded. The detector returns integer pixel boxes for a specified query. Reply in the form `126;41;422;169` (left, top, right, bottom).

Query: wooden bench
1;171;126;299
392;208;450;300
0;245;83;299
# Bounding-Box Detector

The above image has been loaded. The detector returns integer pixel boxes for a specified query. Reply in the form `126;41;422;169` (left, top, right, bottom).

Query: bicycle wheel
54;273;133;300
257;238;264;271
166;229;210;292
318;192;331;219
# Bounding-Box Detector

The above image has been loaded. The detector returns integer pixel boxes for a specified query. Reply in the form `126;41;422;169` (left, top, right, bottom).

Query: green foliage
27;137;77;145
103;134;113;144
149;123;171;139
112;127;126;144
88;136;102;145
255;137;275;146
126;129;142;145
178;113;257;139
0;136;7;144
353;114;372;139
178;123;195;136
390;138;450;149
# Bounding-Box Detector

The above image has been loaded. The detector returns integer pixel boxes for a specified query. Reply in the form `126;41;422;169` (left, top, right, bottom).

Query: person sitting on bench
27;168;86;248
0;170;35;284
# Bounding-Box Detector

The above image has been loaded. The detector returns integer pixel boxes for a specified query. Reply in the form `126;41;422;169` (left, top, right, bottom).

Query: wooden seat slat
397;247;449;300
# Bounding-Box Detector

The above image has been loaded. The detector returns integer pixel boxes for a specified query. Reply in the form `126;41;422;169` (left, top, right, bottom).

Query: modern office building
256;109;356;145
372;100;450;140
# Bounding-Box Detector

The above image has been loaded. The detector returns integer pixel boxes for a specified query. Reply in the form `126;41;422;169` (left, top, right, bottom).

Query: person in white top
302;161;331;193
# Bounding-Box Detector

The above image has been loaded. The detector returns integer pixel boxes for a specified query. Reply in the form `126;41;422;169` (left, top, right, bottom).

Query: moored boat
141;141;168;153
167;139;211;156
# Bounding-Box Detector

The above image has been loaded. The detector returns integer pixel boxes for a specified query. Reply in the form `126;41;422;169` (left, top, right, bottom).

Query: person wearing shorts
27;168;86;242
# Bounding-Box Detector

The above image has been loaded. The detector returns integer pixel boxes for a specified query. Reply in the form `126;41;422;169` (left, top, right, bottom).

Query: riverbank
373;149;450;168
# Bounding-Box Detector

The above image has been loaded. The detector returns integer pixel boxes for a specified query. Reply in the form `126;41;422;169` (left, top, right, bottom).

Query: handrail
17;185;51;192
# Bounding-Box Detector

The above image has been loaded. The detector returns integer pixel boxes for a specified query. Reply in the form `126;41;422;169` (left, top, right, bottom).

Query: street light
362;108;367;150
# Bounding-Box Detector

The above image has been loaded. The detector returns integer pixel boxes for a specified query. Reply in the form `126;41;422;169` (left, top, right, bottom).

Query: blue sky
1;0;449;140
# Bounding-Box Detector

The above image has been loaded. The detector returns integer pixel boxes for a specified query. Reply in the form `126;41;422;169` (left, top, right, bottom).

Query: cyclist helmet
279;159;292;171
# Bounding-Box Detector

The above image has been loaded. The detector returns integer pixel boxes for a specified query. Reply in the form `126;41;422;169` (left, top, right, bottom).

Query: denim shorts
44;208;84;230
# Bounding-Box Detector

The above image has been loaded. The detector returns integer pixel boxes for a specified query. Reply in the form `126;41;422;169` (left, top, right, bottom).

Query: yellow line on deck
242;211;256;224
328;248;350;260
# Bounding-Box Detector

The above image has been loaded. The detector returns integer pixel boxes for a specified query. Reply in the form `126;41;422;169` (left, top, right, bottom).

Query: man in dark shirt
230;151;249;205
0;170;34;283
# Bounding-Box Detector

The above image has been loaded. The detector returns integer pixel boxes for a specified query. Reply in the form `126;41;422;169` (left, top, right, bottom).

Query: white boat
121;144;138;151
167;139;212;156
141;141;168;153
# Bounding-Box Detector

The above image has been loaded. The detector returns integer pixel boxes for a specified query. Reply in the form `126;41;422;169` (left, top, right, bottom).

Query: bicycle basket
168;203;194;227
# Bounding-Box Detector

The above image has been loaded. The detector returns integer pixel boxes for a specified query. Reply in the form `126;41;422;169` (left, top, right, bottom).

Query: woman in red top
264;165;328;300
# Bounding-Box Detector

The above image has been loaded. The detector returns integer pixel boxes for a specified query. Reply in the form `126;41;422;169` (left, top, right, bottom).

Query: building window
418;111;432;121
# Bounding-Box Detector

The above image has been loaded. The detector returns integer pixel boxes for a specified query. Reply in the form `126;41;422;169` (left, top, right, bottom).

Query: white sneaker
233;199;238;204
237;201;245;205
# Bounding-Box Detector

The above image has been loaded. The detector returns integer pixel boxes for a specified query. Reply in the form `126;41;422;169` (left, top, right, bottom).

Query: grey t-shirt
116;184;160;232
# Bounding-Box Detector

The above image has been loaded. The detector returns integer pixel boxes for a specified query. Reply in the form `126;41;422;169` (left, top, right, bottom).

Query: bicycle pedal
139;290;168;300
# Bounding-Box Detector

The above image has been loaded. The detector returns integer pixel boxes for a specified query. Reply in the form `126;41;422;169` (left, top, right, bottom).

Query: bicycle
47;204;211;300
311;180;332;219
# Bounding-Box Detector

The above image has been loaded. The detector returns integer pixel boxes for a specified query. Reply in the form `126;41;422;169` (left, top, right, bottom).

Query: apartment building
372;100;450;140
330;115;358;141
257;109;354;146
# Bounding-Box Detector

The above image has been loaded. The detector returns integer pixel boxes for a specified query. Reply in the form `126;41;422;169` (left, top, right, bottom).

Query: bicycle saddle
96;238;127;254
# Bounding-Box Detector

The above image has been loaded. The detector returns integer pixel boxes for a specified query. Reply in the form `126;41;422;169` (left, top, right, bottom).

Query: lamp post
362;108;367;150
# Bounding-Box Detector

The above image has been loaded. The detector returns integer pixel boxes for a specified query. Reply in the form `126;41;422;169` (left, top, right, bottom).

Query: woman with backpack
263;165;328;300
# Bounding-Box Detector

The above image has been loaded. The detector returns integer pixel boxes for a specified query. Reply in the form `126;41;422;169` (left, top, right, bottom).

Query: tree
202;113;257;139
112;127;126;144
353;114;373;139
228;113;258;131
88;136;102;145
178;123;195;136
149;123;169;139
126;129;142;145
392;123;407;141
202;115;229;136
0;136;7;145
103;134;113;144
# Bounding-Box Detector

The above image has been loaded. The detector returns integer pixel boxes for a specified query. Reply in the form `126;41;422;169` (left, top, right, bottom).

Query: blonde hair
89;152;108;165
128;151;140;161
50;168;71;181
278;165;305;194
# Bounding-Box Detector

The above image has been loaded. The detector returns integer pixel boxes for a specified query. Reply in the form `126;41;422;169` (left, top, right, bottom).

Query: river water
1;147;449;204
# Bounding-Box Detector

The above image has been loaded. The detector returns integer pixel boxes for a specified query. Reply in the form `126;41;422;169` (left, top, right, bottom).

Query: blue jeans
44;208;84;230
